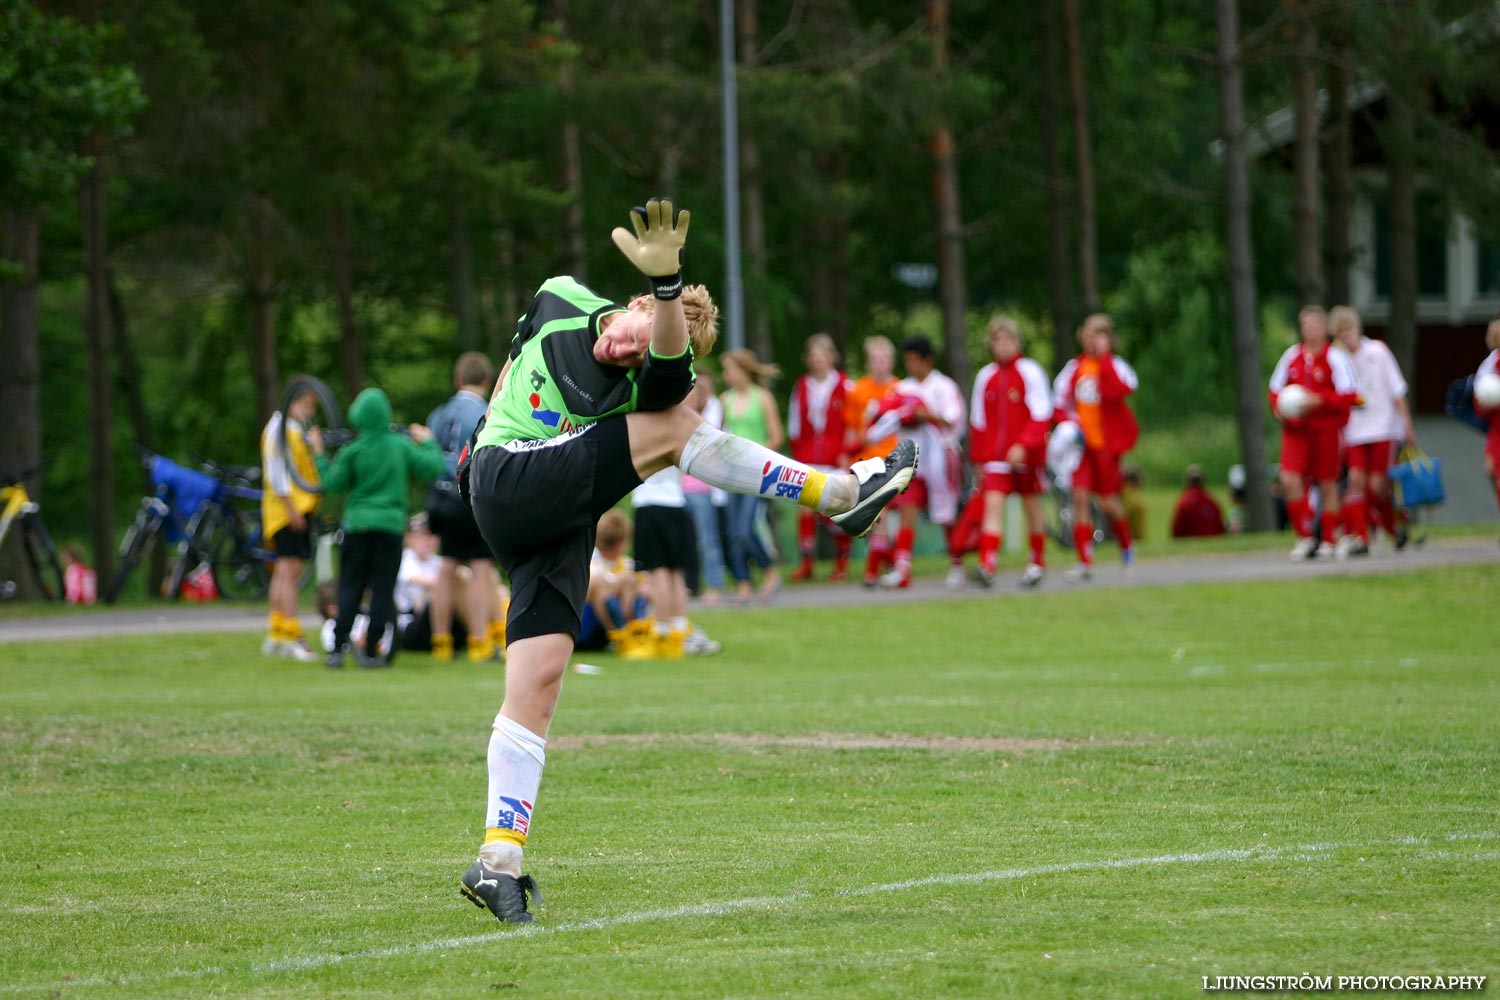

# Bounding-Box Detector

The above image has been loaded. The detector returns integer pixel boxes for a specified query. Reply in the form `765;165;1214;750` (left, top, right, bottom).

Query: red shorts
1072;448;1124;497
981;465;1045;496
1280;429;1342;482
897;475;929;511
1345;440;1395;474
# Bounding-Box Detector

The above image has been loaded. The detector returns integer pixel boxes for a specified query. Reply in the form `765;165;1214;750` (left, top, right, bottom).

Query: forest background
4;0;1499;582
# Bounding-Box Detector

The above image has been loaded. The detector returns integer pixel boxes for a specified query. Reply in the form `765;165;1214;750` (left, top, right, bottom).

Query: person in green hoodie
310;387;446;668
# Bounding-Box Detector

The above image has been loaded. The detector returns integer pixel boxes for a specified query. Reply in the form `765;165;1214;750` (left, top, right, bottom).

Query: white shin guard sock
678;423;853;512
481;713;546;876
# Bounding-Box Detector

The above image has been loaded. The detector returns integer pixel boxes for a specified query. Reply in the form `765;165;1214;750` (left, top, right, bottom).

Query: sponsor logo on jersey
529;392;574;432
1075;376;1100;405
760;461;807;501
495;796;533;836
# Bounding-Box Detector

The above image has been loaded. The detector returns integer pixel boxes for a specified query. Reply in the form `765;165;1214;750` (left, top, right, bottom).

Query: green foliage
0;3;143;207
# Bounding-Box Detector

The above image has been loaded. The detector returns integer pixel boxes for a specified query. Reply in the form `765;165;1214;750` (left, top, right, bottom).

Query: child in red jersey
959;315;1054;588
1052;314;1139;582
1268;305;1359;560
787;334;854;582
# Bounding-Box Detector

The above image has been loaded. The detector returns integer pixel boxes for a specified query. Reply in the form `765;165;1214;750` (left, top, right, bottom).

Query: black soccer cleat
460;860;541;924
830;440;919;540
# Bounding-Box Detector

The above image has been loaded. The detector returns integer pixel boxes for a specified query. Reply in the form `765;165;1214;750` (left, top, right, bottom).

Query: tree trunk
1037;0;1074;368
926;0;972;393
329;201;364;396
1324;0;1352;306
1289;0;1323;307
1386;97;1417;377
1383;2;1418;378
109;273;167;595
1216;0;1275;533
247;194;279;424
490;197;520;361
1;210;43;496
450;198;480;352
552;0;588;280
1062;0;1100;313
82;136;115;583
0;209;43;597
737;0;773;361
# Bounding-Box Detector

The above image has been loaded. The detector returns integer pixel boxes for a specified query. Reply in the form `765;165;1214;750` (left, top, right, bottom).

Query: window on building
1374;193;1448;299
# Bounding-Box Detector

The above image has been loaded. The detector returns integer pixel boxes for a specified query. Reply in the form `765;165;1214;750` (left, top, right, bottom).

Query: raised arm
611;198;690;358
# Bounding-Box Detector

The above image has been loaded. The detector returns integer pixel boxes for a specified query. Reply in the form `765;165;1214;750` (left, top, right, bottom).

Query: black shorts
468;418;642;643
270;525;311;560
427;482;492;562
632;505;697;574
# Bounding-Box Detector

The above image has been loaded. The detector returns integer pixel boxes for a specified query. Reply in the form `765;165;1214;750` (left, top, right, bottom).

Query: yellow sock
797;468;829;511
467;637;496;662
484;826;526;849
268;612;288;641
487;618;506;648
431;633;454;661
656;626;685;660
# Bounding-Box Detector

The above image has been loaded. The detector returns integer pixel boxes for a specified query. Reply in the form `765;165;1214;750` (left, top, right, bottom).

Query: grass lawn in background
2;564;1497;998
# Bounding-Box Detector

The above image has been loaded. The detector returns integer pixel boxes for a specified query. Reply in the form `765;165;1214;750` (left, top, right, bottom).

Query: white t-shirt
395;549;440;615
632;466;686;508
1340;337;1407;445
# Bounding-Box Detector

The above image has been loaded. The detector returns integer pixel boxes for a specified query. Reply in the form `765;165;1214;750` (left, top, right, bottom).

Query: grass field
3;564;1498;998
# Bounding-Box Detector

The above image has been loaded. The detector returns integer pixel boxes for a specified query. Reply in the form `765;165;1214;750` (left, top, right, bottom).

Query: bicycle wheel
165;506;210;602
209;507;271;601
277;375;345;495
106;505;160;603
22;515;65;601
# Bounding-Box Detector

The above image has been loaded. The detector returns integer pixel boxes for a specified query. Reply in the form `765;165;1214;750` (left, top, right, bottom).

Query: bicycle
0;468;64;601
107;450;226;604
166;457;274;602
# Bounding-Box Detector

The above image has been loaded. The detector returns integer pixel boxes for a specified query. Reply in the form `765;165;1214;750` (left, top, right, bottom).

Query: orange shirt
847;374;898;462
1074;357;1105;450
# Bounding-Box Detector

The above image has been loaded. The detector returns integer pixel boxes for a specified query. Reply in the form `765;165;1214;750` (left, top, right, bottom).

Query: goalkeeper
458;198;919;923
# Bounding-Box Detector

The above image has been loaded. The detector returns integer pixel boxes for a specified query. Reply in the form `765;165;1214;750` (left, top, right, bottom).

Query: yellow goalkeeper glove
610;197;689;299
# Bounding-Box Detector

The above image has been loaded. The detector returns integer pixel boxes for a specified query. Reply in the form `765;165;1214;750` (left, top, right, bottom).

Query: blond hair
597;509;631;551
721;348;780;387
1327;305;1360;336
987;313;1021;341
633;284;720;357
804;332;838;363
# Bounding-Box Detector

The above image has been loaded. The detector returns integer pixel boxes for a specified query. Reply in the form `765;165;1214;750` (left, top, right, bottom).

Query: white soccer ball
1474;372;1500;410
1276;384;1314;420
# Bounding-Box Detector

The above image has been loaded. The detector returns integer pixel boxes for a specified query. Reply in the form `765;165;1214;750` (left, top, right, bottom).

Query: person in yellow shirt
260;382;321;660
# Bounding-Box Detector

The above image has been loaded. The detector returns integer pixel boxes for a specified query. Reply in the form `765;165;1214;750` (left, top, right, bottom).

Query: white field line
8;831;1496;994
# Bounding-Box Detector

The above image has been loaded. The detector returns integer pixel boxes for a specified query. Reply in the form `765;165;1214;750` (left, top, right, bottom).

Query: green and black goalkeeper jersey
473;276;694;451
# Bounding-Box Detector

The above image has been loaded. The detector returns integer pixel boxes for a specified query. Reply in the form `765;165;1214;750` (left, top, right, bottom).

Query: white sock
678;423;854;513
482;713;546;876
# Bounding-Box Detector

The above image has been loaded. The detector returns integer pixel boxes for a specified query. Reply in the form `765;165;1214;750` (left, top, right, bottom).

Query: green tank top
722;387;770;445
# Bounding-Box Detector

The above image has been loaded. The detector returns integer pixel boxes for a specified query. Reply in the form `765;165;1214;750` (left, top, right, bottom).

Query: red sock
866;532;890;579
978;532;1001;573
1344;493;1368;542
1029;532;1046;567
834;529;851;560
1073;523;1094;566
797;510;817;556
1288;495;1312;538
1376;493;1398;533
894;525;915;568
1320;510;1338;545
1110;516;1133;553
